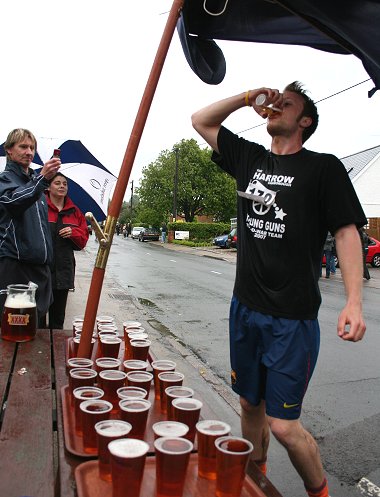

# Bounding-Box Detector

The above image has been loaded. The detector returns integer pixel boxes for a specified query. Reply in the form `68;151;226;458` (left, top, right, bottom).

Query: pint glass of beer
108;438;149;497
215;436;254;497
172;398;203;442
73;386;104;435
1;284;37;342
154;437;193;497
158;371;184;413
80;399;113;454
119;398;151;439
95;419;132;481
165;386;194;421
196;420;231;479
152;421;189;440
151;360;176;400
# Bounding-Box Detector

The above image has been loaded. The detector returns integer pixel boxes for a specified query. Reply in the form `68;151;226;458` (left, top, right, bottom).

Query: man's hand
40;158;61;180
58;226;72;239
337;303;366;342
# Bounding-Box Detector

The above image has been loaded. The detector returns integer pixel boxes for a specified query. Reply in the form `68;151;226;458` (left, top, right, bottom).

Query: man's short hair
4;128;37;159
284;81;319;143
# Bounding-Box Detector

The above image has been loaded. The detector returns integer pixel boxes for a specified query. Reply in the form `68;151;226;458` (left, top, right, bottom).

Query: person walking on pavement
359;228;371;280
192;82;367;497
321;232;334;278
46;173;89;329
0;128;61;326
161;222;167;243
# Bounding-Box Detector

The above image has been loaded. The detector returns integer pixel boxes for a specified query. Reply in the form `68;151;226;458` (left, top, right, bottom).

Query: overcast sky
2;0;379;196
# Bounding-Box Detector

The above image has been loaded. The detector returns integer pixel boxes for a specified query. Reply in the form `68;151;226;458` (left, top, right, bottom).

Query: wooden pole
78;0;185;357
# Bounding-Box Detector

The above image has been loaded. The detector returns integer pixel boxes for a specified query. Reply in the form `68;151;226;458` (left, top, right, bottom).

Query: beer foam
196;420;231;435
95;420;132;437
108;438;149;458
5;293;35;308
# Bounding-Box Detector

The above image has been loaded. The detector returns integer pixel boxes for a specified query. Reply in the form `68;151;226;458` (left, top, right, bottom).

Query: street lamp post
173;148;179;222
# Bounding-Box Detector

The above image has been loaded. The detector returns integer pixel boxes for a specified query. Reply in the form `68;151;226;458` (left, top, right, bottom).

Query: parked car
226;228;237;249
213;231;230;248
138;227;160;242
131;227;144;239
323;236;380;268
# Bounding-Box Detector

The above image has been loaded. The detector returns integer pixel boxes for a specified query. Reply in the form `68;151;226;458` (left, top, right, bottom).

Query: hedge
168;222;230;242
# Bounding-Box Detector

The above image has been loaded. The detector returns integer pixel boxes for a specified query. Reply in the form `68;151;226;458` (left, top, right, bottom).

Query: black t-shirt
213;126;367;319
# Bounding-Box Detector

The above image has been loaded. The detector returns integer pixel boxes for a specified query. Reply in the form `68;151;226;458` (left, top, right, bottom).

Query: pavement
64;238;379;497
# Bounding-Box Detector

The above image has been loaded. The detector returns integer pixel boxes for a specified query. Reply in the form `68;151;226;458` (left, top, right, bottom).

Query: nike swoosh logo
283;402;299;409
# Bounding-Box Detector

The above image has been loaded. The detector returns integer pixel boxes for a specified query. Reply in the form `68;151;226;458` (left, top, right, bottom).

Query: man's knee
267;416;302;448
240;396;265;416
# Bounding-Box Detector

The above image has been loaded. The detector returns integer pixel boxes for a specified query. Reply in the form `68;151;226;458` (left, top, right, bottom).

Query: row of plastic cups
93;419;253;497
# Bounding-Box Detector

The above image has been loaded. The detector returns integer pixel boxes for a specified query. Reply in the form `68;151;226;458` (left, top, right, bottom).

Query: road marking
211;270;222;275
169;259;176;263
357;478;380;496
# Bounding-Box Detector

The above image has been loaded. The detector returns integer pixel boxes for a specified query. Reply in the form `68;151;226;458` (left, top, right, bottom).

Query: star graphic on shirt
274;208;287;220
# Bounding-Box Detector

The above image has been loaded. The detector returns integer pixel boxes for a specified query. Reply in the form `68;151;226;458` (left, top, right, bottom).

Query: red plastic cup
80;399;113;454
151;360;176;400
158;371;184;413
215;436;254;497
165;386;194;420
73;386;104;435
119;399;151;440
196;420;231;480
108;438;149;497
95;419;132;481
154;437;193;497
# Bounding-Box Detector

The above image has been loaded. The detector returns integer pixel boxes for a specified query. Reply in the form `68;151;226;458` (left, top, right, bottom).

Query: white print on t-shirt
241;170;291;240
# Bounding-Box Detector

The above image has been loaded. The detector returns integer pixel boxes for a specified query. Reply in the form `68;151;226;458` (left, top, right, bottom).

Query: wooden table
0;330;283;497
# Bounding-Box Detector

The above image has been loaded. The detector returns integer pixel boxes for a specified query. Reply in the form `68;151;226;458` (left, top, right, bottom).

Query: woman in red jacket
46;173;89;329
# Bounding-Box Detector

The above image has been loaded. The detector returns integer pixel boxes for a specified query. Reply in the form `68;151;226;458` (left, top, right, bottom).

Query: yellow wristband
245;90;250;106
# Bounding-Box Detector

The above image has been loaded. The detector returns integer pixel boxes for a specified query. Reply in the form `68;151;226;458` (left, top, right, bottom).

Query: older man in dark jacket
0;128;61;324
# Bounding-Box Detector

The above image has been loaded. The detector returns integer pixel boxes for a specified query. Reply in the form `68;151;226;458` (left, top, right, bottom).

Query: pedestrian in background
192;81;366;497
161;222;167;243
359;228;371;280
321;232;334;278
46;173;89;329
0;128;60;325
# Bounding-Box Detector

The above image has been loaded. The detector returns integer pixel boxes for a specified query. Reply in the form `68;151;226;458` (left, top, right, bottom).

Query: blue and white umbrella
0;137;117;221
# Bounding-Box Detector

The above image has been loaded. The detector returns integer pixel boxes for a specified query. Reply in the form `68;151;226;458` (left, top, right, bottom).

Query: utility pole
173;148;179;222
130;180;134;220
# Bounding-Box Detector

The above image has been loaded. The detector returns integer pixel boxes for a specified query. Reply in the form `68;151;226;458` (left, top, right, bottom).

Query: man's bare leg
240;397;270;464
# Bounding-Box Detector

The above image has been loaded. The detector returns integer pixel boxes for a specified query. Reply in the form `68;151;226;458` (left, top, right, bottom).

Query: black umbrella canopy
178;0;380;95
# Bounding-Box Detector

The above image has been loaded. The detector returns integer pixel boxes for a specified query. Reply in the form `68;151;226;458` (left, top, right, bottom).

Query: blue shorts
229;296;320;420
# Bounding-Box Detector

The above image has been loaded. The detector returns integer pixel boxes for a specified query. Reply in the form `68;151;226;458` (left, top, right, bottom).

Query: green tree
137;139;236;223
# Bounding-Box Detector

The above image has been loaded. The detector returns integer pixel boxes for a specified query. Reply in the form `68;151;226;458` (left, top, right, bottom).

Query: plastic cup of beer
72;316;84;333
122;320;142;331
98;329;119;337
196;420;231;480
98;370;127;412
96;315;114;324
67;357;94;371
73;336;96;357
127;331;149;340
95;419;132;481
172;398;203;442
100;336;122;359
126;371;153;398
165;386;194;420
117;386;147;401
80;399;113;454
130;339;151;362
255;93;282;116
119;398;151;440
96;357;121;372
108;438;149;497
154;437;193;497
215;436;254;497
158;371;184;413
152;421;189;440
151;360;176;400
123;359;149;373
123;327;145;360
73;386;104;435
69;369;97;405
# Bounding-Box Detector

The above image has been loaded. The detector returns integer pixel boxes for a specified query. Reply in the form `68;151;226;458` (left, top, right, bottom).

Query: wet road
93;236;380;497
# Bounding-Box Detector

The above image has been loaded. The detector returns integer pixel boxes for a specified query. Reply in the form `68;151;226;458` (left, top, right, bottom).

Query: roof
341;145;380;179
